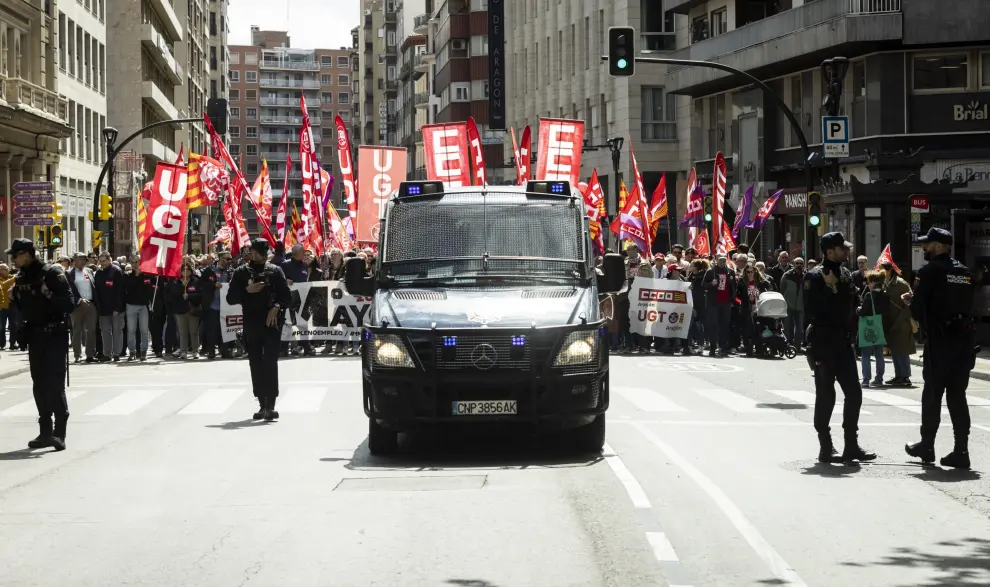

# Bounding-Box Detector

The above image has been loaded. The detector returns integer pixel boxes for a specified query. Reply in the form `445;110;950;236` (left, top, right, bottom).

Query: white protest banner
628;277;693;339
219;280;371;343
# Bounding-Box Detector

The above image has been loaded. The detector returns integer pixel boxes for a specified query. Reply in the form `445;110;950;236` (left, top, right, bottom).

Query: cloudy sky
228;0;360;50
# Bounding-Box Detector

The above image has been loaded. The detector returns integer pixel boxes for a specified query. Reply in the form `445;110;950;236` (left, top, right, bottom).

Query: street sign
822;116;850;158
12;192;55;203
910;195;930;213
14;204;54;215
13;181;54;192
13;216;54;227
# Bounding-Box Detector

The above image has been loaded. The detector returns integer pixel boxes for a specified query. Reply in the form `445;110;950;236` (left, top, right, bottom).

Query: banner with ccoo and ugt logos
628;277;694;339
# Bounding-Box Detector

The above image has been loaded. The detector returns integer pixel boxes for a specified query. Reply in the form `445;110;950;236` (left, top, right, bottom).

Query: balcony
385;10;396;24
640;32;676;53
267;169;303;180
260;115;322;125
383;79;398;94
147;0;183;41
141;81;180;120
385;44;398;59
665;0;903;96
260;97;320;107
142;137;177;163
260;60;320;71
259;78;321;89
1;76;71;132
414;52;434;72
413;13;430;34
414;129;423;144
414;91;429;109
352;59;359;72
140;25;184;84
399;60;412;79
261;133;322;144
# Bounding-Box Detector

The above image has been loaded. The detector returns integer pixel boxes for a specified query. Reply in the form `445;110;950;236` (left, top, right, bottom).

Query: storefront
770;188;812;260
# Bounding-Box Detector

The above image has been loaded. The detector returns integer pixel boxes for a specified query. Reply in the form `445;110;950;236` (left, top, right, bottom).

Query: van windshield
382;192;586;282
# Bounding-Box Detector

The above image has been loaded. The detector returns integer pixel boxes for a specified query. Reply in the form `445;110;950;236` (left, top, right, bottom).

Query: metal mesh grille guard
382;192;585;270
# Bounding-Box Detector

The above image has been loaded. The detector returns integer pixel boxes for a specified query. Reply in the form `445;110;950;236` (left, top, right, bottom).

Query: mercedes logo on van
470;343;497;370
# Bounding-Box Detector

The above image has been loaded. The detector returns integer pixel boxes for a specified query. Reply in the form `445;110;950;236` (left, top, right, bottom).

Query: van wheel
573;414;606;454
368;418;398;456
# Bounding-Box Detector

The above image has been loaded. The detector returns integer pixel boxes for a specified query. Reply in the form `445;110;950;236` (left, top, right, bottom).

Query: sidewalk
908;348;990;382
0;349;30;380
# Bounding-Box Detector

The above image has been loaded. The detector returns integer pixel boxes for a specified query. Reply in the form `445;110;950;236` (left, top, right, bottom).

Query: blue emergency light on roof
526;180;572;195
399;181;444;198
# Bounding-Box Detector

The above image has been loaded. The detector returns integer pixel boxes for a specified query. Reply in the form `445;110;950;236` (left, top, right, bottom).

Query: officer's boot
904;435;936;464
940;435;971;469
252;397;265;420
51;414;68;451
841;433;877;463
27;417;54;449
817;434;840;464
263;397;277;421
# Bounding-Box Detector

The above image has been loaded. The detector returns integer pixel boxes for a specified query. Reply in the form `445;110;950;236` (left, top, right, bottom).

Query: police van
345;180;625;455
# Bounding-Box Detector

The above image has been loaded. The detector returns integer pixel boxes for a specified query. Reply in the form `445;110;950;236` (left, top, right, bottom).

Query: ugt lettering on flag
139;163;188;278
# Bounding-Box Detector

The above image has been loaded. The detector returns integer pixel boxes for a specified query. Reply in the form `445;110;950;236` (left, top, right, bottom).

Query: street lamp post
818;57;850;259
101;127;118;256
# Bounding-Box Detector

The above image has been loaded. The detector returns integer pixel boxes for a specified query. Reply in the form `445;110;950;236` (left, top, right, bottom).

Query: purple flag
321;175;335;212
731;184;754;241
679;182;707;229
745;189;783;231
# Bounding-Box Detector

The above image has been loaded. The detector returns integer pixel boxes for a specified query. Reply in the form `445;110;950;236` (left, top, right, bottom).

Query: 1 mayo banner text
219;280;371;343
628;277;694;339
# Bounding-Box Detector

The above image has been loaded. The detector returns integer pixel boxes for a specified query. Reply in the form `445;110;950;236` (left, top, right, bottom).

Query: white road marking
612;420;966;428
276;387;328;413
862;391;926;414
86;389;166;416
1;391;86;417
614;387;687;412
602;443;651;509
646;532;680;562
1;379;361;390
766;389;872;415
178;388;245;415
695;389;764;413
634;424;808;586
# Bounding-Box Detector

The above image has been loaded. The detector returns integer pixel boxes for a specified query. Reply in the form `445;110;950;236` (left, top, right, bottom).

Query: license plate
451;400;518;416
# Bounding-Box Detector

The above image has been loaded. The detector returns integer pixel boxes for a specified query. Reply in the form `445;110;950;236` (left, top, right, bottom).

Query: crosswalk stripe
86;389;167;416
1;391;86;417
178;388;245;415
766;390;873;415
614;387;687;412
862;391;924;414
695;389;764;413
275;387;328;413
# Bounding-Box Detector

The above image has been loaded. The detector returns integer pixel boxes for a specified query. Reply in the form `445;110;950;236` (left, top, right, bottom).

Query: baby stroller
755;291;797;359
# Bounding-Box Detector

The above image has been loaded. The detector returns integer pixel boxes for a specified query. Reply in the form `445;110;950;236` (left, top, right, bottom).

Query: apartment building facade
55;0;108;255
503;0;681;239
396;0;432;178
228;28;352;232
664;0;990;266
355;0;397;148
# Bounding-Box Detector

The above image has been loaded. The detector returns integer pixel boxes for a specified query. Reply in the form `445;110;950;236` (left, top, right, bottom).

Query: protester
881;262;915;386
94;252;125;362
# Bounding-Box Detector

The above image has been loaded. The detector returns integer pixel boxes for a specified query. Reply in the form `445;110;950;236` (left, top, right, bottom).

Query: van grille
434;334;532;370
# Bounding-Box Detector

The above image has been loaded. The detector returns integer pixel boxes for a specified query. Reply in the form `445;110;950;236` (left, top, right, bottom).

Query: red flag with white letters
357;145;407;244
535;118;584;188
466;117;487;186
422;123;471;188
139;163;188;278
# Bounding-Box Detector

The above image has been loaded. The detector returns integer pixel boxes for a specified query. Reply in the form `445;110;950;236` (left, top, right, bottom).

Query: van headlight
372;334;415;368
554;330;598;366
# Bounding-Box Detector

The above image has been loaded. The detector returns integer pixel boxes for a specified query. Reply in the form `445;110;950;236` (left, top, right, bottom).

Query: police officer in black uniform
226;238;292;421
803;232;877;464
6;238;75;450
904;227;974;469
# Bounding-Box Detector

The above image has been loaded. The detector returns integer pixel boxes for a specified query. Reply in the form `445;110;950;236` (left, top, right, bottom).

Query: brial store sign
954;100;988;121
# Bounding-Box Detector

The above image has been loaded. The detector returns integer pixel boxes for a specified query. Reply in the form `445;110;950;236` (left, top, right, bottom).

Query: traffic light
207;97;229;134
99;193;113;221
807;191;822;227
51;202;63;225
92;230;103;249
49;225;63;248
608;27;635;77
704;194;713;223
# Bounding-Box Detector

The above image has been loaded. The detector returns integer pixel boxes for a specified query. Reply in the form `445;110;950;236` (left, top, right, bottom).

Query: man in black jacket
122;256;155;361
93;252;125;362
226;239;292;421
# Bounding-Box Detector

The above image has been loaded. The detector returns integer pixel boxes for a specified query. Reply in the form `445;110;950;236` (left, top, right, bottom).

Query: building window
913;54;968;92
338;92;350;104
230;89;240;101
230;107;240;118
245;52;257;65
230;126;240;138
246;127;258;138
229;144;241;156
246;145;258;155
338;74;349;85
230;52;239;65
337;56;349;68
454;85;470;101
322;92;333;104
691;15;709;44
710;8;728;36
246;71;257;82
229;70;239;82
321;56;333;67
339;111;350;122
247;163;258;176
980;52;990;88
246;107;257;119
641;87;676;141
246;89;257;100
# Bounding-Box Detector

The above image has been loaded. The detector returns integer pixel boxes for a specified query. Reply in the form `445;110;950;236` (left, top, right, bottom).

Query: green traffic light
617;58;628;69
809;216;821;227
704;213;713;222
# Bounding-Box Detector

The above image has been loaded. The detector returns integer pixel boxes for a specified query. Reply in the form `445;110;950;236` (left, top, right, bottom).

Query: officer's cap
915;227;953;245
249;238;269;256
820;232;853;251
4;238;35;256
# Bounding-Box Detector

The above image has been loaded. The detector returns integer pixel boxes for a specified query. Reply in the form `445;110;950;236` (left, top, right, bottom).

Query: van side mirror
600;253;625;293
344;257;375;296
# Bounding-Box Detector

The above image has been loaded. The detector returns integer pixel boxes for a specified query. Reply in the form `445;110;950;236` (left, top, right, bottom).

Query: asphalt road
1;352;989;586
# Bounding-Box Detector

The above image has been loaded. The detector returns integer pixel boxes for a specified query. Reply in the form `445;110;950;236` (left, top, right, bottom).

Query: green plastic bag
858;293;886;347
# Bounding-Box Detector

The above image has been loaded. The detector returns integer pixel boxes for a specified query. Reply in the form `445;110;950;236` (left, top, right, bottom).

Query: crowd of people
0;242;378;363
598;242;918;387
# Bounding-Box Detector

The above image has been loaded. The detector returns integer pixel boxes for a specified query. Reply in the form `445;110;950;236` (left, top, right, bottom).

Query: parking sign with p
822;116;849;158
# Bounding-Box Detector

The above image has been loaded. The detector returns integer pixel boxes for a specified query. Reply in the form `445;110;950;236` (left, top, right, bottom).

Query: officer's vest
934;260;974;324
